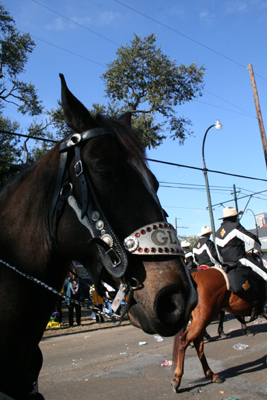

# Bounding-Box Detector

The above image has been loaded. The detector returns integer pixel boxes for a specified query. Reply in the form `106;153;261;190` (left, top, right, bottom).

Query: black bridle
50;128;129;293
50;127;184;294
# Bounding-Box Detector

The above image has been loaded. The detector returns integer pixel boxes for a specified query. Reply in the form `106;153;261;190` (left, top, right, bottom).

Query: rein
0;127;184;323
0;257;128;323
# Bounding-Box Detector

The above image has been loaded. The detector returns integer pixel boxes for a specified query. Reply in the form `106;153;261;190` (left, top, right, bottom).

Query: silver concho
67;133;82;147
124;236;139;252
101;234;113;248
92;211;100;221
96;220;104;230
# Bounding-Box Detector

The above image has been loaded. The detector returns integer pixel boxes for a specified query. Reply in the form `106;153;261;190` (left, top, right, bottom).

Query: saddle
221;262;261;293
221;262;262;321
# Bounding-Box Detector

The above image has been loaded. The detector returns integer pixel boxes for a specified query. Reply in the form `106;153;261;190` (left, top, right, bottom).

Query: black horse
0;74;197;399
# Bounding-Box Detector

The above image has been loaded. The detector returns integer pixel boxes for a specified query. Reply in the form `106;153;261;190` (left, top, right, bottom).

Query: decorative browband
123;222;183;256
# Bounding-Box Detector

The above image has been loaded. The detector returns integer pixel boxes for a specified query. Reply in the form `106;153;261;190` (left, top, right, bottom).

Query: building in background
248;213;267;253
255;213;267;228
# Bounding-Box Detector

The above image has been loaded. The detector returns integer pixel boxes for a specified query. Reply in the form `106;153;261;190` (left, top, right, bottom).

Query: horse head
53;74;198;337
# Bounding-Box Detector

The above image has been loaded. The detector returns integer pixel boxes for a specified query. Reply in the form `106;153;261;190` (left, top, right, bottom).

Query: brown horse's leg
193;335;224;383
171;318;210;392
171;326;189;393
218;310;228;338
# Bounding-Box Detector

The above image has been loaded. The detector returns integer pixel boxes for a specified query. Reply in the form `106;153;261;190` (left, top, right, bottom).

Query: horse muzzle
127;260;198;337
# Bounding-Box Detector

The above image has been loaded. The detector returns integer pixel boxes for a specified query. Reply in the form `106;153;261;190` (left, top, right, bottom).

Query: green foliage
46;101;72;139
178;235;199;249
0;115;21;186
0;4;43;115
101;33;205;148
0;3;46;182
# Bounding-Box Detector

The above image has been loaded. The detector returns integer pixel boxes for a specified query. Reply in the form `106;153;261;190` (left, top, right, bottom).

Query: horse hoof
244;330;254;337
213;375;224;384
204;334;212;342
219;332;228;338
171;380;180;393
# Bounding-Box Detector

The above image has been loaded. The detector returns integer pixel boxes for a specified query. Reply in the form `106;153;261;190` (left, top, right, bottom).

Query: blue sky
4;0;267;237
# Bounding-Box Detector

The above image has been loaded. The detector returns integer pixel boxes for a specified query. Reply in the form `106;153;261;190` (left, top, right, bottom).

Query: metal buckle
105;247;122;268
60;182;73;195
74;160;83;177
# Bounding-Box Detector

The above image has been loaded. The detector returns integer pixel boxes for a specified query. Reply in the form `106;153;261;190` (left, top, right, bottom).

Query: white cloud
169;7;185;19
72;16;92;25
96;11;121;26
225;1;248;14
46;17;73;31
199;11;215;24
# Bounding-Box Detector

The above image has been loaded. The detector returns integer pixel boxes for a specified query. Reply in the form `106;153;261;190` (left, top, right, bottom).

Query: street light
245;208;259;238
202;120;223;242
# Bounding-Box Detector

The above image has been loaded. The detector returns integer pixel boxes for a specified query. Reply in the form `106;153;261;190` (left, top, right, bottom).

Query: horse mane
95;113;147;166
0;160;42;197
0;113;146;198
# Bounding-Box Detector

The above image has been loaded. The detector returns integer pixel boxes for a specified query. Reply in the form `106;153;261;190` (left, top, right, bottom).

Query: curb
42;321;131;340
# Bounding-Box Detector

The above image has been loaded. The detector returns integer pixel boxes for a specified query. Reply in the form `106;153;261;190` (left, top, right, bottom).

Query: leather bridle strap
74;145;89;218
50;150;68;236
50;127;129;284
50;128;111;230
67;195;128;279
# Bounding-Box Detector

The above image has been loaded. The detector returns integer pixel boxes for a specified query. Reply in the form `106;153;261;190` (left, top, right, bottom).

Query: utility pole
175;217;181;233
248;63;267;168
232;184;240;211
175;217;188;234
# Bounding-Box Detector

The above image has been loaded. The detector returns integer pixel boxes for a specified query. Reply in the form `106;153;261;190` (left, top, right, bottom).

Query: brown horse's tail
172;326;186;370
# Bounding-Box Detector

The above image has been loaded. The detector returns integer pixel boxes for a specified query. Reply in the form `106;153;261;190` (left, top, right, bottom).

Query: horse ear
119;112;132;127
59;73;94;133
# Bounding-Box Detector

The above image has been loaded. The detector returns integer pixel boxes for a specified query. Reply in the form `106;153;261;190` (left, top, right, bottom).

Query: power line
159;182;232;193
31;0;120;46
159;181;233;189
193;99;256;118
239;187;267;198
0;130;57;143
147;158;267;183
19;30;106;67
160;184;232;194
162;205;206;210
2;131;267;183
212;189;267;209
203;90;256;118
28;1;262;119
114;0;267;82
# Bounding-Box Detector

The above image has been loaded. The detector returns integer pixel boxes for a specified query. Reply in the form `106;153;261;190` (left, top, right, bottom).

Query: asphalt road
39;314;267;400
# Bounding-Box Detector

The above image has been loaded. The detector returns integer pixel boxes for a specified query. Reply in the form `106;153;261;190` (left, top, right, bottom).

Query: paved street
39;314;267;400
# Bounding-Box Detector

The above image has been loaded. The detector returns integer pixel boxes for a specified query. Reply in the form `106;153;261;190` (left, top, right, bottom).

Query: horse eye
95;168;113;181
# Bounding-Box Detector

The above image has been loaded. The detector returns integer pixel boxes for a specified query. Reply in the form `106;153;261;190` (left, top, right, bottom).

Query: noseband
50;128;183;292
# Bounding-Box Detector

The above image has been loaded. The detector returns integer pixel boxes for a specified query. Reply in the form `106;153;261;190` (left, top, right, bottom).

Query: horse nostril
154;286;186;325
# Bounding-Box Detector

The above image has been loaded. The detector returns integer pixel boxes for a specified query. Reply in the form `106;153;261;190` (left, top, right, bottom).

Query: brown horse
171;267;266;392
0;74;197;400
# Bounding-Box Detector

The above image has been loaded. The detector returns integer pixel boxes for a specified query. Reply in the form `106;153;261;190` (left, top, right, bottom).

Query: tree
101;33;205;148
0;115;21;186
178;235;199;249
0;3;46;185
0;4;43;115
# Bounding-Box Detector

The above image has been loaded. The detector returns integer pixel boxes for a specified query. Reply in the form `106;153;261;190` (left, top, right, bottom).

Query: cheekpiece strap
67;195;128;279
74;145;88;217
